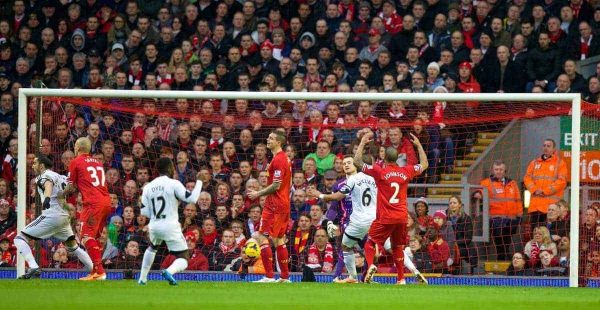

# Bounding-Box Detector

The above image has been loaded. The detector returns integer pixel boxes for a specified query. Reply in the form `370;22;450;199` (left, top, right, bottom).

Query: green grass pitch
1;280;599;309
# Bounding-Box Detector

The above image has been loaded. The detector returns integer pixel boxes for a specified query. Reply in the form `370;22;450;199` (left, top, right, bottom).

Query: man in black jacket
526;31;561;92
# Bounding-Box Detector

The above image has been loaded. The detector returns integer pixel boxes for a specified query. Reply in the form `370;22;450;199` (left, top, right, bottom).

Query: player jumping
247;129;292;283
138;157;203;285
354;130;428;285
14;155;93;279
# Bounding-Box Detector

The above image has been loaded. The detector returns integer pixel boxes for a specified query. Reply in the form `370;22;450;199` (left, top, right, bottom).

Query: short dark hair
272;129;286;145
37;154;53;169
545;138;557;148
384;146;399;163
156;157;174;175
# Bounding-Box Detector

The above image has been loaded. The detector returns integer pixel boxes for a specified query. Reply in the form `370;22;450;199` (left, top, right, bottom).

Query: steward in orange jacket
481;176;522;217
476;160;522;260
523;153;568;214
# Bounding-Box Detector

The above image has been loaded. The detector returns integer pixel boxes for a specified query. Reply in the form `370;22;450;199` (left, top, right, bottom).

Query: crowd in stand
0;0;598;279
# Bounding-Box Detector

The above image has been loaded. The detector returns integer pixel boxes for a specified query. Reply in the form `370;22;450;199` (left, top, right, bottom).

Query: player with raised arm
309;155;428;284
137;157;203;285
14;155;94;279
63;137;111;280
247;129;292;283
354;130;428;285
308;155;376;283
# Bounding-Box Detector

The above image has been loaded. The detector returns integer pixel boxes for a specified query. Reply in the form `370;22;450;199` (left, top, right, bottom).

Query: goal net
14;89;591;286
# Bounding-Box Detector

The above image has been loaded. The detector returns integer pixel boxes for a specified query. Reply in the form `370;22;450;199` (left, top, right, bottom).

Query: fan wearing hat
414;197;433;233
259;39;279;75
456;61;481;107
379;0;403;35
432;210;456;254
358;27;388;63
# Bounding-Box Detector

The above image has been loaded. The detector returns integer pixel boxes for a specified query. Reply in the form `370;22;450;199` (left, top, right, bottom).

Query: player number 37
86;166;106;187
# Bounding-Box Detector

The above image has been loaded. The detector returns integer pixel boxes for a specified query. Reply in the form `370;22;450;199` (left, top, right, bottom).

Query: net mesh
9;93;600;285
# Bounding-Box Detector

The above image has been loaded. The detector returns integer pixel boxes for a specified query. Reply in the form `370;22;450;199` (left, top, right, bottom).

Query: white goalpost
17;89;582;287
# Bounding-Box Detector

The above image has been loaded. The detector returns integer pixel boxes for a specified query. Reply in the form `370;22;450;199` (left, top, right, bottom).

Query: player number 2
390;182;400;203
86;166;105;187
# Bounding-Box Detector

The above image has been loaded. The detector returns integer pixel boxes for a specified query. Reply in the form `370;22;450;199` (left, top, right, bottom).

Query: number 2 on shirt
390;182;400;204
87;166;106;187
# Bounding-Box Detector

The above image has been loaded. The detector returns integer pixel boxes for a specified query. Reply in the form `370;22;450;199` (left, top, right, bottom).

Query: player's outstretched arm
410;133;429;171
354;130;373;169
307;187;345;202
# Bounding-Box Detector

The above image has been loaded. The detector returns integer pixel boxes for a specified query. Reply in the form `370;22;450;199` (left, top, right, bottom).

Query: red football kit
68;154;111;239
257;149;292;280
259;150;291;238
68;153;111;275
362;162;423;282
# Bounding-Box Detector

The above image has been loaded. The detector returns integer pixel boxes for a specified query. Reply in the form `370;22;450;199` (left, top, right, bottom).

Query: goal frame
17;89;582;287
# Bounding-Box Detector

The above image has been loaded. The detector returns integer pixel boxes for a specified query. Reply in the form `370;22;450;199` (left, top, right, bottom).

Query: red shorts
258;206;290;238
80;203;111;239
367;219;407;249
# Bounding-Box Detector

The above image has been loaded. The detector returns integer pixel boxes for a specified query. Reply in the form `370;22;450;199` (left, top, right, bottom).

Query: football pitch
1;280;599;309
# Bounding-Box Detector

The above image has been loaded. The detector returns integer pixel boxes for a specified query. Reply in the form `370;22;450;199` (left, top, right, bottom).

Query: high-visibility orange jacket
523;152;568;214
480;176;522;217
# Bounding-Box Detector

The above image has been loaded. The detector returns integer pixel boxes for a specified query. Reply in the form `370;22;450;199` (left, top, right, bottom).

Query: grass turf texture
1;280;598;309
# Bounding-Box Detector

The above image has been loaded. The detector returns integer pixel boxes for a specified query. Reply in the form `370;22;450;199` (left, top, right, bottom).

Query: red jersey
362;163;423;224
265;150;292;213
68;154;110;207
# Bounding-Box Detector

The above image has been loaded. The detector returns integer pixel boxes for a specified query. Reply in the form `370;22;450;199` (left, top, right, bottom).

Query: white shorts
22;212;74;241
342;221;370;248
148;221;187;253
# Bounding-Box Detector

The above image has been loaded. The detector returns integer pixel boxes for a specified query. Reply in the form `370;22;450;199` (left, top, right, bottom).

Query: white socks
166;258;188;275
71;246;93;272
139;248;157;282
403;249;419;274
14;237;38;269
343;251;357;279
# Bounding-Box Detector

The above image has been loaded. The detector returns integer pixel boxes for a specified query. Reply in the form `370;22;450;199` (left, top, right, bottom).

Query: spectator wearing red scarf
457;62;481;108
287;215;315;270
208;229;241;271
199;218;220;256
304;228;336;273
378;1;402;35
461;16;477;49
570;21;600;61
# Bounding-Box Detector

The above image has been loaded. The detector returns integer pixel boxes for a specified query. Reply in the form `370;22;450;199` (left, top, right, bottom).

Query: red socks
364;239;376;267
85;238;104;274
276;244;289;280
391;246;405;282
260;243;274;278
